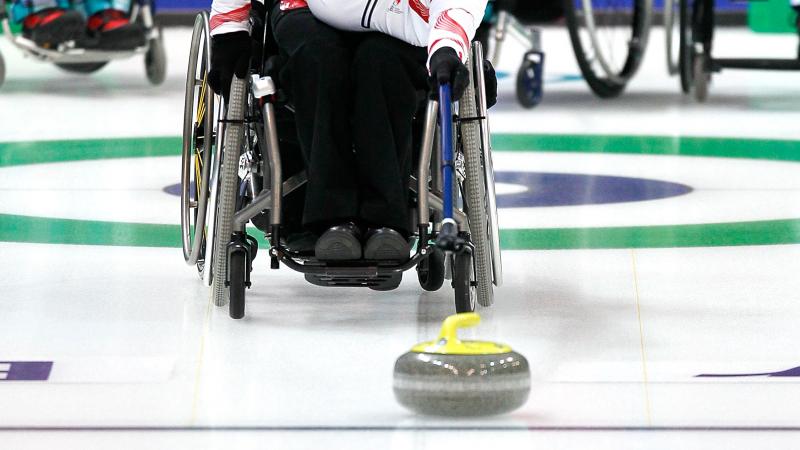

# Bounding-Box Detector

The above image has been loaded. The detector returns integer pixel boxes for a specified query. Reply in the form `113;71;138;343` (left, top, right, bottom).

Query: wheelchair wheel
54;62;109;74
145;27;167;86
665;0;680;75
181;12;216;277
0;51;5;88
228;249;247;319
678;0;693;93
473;42;503;289
564;0;652;97
417;247;445;292
458;51;494;308
453;252;477;313
210;75;248;307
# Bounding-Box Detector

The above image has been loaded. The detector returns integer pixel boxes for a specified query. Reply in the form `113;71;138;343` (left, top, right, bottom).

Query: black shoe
314;222;362;260
22;8;85;49
84;9;146;51
363;227;410;261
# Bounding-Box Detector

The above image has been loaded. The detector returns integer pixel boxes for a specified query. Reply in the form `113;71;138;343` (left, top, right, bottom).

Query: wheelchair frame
667;0;800;101
181;12;503;319
0;0;166;88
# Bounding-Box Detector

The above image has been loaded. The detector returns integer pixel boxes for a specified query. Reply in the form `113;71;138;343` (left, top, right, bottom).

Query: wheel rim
181;13;215;268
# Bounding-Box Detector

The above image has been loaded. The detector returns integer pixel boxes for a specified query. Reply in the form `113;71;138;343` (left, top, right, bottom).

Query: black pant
271;7;428;235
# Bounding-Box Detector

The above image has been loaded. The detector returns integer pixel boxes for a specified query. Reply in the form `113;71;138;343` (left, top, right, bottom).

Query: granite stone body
393;350;531;416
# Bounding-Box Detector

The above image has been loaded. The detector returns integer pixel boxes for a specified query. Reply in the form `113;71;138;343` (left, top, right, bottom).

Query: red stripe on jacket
410;0;429;22
210;3;251;31
433;10;468;51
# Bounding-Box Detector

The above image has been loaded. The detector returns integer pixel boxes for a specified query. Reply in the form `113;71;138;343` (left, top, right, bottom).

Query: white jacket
210;0;487;65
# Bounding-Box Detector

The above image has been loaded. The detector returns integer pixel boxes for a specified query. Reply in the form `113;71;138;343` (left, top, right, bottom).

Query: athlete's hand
428;47;470;102
208;31;251;102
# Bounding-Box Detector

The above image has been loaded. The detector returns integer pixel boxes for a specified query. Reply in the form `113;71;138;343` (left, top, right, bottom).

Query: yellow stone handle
437;313;481;344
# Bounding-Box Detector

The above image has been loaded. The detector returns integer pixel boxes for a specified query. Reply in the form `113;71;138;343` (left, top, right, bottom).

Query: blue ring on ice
494;172;693;207
163;172;693;208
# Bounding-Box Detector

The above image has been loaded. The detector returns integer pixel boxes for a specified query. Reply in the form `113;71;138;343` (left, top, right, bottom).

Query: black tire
679;0;693;93
145;30;167;86
417;247;445;292
564;0;650;98
228;250;247;320
211;76;247;307
452;252;476;313
55;62;109;74
516;55;543;108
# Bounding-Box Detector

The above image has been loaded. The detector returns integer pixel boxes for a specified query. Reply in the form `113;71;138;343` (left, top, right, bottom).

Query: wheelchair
181;12;503;319
666;0;800;101
480;0;652;107
0;0;166;89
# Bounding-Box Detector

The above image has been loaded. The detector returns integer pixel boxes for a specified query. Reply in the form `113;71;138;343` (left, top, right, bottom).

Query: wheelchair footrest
304;273;398;289
299;260;402;289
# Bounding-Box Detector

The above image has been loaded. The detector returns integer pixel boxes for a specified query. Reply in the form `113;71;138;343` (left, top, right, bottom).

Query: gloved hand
208;31;252;102
428;47;470;102
483;58;498;108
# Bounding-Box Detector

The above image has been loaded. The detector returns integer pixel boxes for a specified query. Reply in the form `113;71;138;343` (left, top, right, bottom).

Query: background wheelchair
181;12;503;320
665;0;800;101
480;0;652;108
0;0;166;89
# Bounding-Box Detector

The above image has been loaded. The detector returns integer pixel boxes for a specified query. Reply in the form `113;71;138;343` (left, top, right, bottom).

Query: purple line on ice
696;366;800;378
0;361;53;381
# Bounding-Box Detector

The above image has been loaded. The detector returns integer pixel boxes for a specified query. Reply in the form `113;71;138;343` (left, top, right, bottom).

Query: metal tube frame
487;10;540;67
227;90;469;277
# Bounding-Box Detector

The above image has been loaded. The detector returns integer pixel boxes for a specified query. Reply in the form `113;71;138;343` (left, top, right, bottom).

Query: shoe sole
315;229;361;261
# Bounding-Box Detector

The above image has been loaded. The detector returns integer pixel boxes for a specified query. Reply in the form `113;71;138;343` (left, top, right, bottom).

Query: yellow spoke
196;73;208;123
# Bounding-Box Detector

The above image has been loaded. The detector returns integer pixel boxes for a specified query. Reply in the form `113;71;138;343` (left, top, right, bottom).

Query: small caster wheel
417;247;445;291
145;27;167;86
452;252;476;313
516;50;544;108
228;250;248;319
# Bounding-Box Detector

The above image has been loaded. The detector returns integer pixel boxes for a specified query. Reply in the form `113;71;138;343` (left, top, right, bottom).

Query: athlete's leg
351;33;428;237
271;5;360;231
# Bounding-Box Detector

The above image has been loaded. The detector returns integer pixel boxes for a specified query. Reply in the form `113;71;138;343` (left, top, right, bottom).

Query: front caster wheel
417;247;445;291
145;28;167;86
228;250;248;319
452;252;476;313
516;51;544;108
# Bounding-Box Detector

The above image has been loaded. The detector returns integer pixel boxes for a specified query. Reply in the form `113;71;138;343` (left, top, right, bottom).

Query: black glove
483;59;498;108
428;47;470;102
208;31;252;102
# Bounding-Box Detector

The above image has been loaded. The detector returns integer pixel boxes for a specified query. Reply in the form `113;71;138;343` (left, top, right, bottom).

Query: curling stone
393;313;530;416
